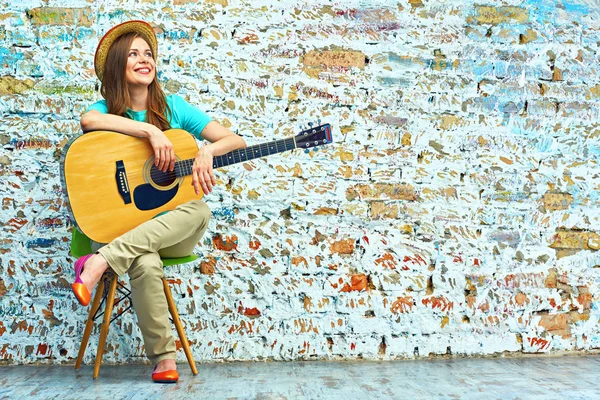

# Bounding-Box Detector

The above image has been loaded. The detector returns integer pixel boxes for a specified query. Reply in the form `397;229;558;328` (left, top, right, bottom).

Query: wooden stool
69;228;199;379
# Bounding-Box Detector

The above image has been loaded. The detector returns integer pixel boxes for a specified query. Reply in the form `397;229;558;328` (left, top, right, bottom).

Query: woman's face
125;37;156;88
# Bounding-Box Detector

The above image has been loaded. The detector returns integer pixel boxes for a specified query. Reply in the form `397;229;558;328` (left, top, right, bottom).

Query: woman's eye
129;51;137;57
145;52;153;58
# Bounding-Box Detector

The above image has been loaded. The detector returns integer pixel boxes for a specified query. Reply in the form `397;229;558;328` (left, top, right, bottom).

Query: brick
549;229;600;252
370;201;398;219
537;313;570;338
390;296;414;314
468;6;529;25
27;7;93;27
541;192;573;211
303;50;366;69
0;77;35;95
329;239;355;255
346;183;417;201
340;274;368;292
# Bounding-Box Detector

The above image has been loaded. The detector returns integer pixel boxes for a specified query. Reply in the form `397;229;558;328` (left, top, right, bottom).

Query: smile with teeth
135;67;151;74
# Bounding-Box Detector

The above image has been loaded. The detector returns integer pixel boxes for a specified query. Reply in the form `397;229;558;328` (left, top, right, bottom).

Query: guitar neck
174;137;297;177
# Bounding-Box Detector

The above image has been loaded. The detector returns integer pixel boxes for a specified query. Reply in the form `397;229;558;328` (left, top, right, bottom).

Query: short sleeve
170;95;212;140
86;100;109;114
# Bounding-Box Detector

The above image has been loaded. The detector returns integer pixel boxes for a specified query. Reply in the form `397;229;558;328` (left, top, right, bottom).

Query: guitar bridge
115;160;132;204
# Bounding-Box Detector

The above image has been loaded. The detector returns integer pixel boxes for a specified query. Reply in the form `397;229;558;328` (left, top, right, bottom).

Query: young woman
72;20;246;383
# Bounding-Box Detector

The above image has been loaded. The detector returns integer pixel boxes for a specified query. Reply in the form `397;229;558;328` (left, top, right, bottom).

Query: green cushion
70;228;198;266
71;228;93;258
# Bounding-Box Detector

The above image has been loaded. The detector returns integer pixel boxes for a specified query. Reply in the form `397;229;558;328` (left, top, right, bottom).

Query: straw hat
94;20;158;82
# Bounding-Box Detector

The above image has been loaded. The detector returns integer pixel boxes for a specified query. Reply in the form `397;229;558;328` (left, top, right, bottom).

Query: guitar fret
196;130;319;173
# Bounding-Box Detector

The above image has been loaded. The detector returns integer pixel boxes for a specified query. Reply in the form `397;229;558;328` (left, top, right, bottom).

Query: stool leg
93;274;118;379
162;278;198;375
74;279;106;370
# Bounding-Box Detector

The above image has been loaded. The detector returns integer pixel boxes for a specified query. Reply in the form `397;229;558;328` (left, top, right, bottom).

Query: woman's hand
147;128;175;172
192;146;216;195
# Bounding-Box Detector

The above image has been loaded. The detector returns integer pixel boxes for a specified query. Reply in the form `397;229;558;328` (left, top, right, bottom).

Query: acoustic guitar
61;123;333;243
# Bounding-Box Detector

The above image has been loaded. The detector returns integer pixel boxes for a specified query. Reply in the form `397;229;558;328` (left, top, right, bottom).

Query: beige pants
93;200;210;364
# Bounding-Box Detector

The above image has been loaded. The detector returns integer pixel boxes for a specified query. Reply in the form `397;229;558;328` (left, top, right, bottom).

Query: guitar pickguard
133;183;179;210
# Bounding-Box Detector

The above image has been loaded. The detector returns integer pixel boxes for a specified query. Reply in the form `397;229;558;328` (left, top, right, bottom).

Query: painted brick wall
1;0;600;364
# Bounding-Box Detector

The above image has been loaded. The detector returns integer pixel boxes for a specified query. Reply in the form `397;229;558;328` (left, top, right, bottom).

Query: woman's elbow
80;112;96;132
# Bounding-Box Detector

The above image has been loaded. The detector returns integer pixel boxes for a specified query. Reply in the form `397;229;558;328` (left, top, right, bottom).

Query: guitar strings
140;138;297;184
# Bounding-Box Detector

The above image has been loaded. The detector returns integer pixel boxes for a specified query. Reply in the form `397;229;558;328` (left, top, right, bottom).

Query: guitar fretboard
174;137;296;177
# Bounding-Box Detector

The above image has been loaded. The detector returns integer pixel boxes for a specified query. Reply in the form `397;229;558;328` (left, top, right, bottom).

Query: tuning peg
317;119;321;125
308;122;313;127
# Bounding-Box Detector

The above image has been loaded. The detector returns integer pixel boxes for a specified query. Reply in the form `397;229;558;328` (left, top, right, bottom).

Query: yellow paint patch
439;114;464;130
401;133;411;146
469;6;529;25
520;29;538;44
0;77;35;95
334;148;355;162
370;202;399;219
314;207;338;215
247;190;260;200
441;316;449;328
542;192;573;211
303;50;366;70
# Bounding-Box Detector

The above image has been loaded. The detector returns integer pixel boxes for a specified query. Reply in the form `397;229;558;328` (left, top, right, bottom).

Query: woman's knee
128;253;163;281
189;200;211;223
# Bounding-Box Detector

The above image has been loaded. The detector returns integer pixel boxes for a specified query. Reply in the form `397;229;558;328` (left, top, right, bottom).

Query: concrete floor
1;355;599;399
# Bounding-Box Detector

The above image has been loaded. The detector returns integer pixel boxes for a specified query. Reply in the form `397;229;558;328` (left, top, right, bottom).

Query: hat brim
94;20;158;82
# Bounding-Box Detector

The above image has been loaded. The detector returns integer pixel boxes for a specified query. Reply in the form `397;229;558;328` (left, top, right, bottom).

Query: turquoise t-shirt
86;94;212;140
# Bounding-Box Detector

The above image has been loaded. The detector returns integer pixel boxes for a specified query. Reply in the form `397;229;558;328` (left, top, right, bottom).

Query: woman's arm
192;121;247;195
80;110;176;172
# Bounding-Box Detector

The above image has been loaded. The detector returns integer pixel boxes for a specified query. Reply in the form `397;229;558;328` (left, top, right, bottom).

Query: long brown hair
101;32;171;130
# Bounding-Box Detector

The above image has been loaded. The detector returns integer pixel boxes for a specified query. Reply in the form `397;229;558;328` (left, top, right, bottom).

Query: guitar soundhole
149;166;177;187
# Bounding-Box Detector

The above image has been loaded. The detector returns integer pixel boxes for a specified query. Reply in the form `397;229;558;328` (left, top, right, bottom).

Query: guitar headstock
294;123;333;149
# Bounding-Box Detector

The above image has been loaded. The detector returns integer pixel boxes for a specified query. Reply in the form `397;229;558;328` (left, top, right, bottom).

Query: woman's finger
199;171;207;194
160;148;168;171
155;148;161;168
169;148;176;172
203;171;212;193
191;170;200;194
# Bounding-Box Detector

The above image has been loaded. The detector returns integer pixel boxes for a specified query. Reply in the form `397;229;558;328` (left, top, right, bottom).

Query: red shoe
152;367;179;383
71;254;94;306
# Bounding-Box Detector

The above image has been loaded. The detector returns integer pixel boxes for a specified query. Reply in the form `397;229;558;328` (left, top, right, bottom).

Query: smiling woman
73;20;246;383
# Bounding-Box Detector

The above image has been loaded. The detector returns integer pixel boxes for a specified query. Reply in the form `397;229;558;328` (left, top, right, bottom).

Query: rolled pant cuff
97;247;126;277
150;352;177;365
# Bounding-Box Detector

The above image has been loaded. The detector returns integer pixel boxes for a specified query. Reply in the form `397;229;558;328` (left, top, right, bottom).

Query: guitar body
61;129;201;243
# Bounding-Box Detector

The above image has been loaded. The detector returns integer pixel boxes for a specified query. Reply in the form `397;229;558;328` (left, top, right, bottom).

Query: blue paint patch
212;206;236;222
377;77;411;88
164;30;191;40
531;136;554;153
473;62;494;78
0;47;24;64
471;96;499;112
525;0;588;25
75;28;95;41
385;54;426;71
17;61;44;78
525;0;557;22
561;1;589;15
25;238;56;248
106;10;126;18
